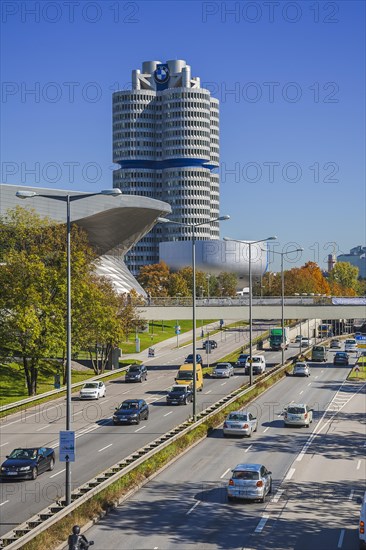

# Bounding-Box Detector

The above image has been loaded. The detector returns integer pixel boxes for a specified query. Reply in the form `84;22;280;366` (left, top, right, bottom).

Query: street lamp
16;188;122;505
224;236;277;385
261;247;303;365
158;214;230;420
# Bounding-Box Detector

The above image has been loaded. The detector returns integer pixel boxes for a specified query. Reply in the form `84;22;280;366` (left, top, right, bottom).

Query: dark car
125;364;147;383
333;352;349;366
113;399;149;425
203;340;218;350
185;353;203;366
166;384;193;405
1;447;55;480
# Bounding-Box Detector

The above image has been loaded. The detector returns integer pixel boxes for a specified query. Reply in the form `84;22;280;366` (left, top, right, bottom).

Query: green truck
269;327;290;351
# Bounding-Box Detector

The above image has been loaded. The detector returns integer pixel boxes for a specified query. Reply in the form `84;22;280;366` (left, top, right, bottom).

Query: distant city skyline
1;1;365;272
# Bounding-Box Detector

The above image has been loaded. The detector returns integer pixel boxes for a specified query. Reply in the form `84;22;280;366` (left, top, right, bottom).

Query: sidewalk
121;319;239;362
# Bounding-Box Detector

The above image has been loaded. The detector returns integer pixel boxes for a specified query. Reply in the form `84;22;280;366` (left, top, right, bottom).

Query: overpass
137;296;366;320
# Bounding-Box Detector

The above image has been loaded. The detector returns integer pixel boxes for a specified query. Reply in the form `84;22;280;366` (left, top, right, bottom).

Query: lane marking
315;376;318;379
0;500;9;507
98;444;113;453
135;425;146;433
186;500;200;515
0;442;9;447
263;427;269;433
299;390;304;395
348;489;354;500
50;468;66;478
254;514;269;533
205;390;212;394
285;468;295;481
163;411;173;417
244;445;252;453
36;425;49;431
357;460;362;470
271;489;284;503
220;382;227;386
307;383;312;386
337;529;345;548
220;468;231;479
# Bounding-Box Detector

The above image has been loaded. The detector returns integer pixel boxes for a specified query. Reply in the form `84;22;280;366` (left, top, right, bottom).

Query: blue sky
1;0;365;271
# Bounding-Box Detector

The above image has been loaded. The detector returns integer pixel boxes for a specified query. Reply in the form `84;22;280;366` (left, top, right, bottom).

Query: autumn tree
137;261;170;296
168;273;190;297
328;262;359;295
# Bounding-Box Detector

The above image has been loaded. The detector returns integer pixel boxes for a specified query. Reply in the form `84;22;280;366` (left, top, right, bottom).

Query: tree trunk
23;357;32;396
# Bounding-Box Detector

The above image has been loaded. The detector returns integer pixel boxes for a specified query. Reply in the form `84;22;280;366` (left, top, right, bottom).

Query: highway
0;322;294;536
78;350;364;550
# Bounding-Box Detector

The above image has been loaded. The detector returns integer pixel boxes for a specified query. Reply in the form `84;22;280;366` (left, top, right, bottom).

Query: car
227;463;272;502
125;364;147;383
166;384;193;405
330;339;342;349
345;338;358;353
294;335;303;343
244;355;266;375
113;399;149;425
236;353;249;367
203;339;218;350
223;411;258;437
1;447;55;480
79;381;106;400
333;352;349;366
185;353;203;366
293;362;311;377
212;362;234;378
283;403;313;427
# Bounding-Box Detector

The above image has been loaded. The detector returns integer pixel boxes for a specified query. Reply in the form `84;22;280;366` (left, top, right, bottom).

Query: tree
329;262;359;295
216;272;238;297
168;273;190;297
137;262;170;296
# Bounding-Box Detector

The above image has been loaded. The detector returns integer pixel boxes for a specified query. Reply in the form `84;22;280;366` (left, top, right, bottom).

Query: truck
269;327;290;351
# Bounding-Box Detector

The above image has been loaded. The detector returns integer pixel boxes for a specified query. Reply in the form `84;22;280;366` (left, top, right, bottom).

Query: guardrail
0;365;131;413
142;296;366;307
0;359;292;549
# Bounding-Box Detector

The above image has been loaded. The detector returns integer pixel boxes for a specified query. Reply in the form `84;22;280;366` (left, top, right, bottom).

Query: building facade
337;246;366;279
112;59;220;275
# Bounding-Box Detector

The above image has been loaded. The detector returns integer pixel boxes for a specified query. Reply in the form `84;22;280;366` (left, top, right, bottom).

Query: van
311;345;327;362
359;491;366;549
175;364;203;391
345;338;357;353
244;355;266;374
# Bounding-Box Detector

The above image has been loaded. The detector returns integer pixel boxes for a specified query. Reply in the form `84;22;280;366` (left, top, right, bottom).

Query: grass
348;365;366;381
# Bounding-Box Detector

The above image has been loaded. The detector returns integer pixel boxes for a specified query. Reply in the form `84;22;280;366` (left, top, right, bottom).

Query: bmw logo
154;64;170;84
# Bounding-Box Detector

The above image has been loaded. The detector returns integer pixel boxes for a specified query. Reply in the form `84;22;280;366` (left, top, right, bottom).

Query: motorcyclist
68;525;93;549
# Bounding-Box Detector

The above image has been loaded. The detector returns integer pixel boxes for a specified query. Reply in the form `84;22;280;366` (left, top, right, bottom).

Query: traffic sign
354;366;360;372
356;335;366;348
59;431;75;462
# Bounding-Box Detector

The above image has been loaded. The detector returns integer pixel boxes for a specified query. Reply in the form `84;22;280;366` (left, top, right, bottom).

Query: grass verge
347;365;366;381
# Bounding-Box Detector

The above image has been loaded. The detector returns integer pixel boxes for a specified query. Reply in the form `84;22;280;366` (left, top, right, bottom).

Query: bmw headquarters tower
112;59;220;275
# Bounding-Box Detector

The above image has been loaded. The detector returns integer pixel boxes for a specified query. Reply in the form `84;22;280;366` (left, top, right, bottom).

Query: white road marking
254;514;269;533
307;382;312;386
187;500;200;515
98;444;113;453
348;489;354;500
205;390;212;394
244;445;252;453
220;382;227;386
220;468;231;479
73;410;84;416
0;442;9;447
0;500;9;507
299;390;304;395
337;529;345;548
50;468;66;478
315;376;318;379
271;489;284;503
36;425;49;431
147;397;161;404
285;468;295;481
263;427;269;433
135;425;146;433
357;460;362;470
163;411;173;417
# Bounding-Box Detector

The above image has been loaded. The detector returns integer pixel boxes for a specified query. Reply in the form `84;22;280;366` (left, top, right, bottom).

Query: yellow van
175;364;203;391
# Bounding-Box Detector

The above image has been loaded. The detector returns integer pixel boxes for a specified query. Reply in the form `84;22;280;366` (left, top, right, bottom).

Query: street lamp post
16;188;121;505
224;236;277;385
262;247;303;365
158;214;230;420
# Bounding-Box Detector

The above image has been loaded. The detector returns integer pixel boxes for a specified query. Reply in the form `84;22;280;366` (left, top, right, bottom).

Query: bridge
137;296;366;320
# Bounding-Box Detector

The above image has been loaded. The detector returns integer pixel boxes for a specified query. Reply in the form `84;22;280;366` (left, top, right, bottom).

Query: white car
213;363;234;378
244;355;266;375
283;403;313;427
223;411;258;437
344;338;357;353
79;381;106;400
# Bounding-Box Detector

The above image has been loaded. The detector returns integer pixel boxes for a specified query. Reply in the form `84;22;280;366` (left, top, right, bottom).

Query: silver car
284;403;313;427
293;362;311;377
227;463;272;502
223;411;258;437
213;363;234;378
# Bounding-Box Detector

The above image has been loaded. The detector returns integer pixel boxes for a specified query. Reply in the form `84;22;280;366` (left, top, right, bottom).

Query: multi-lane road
72;349;364;550
0;322;287;536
